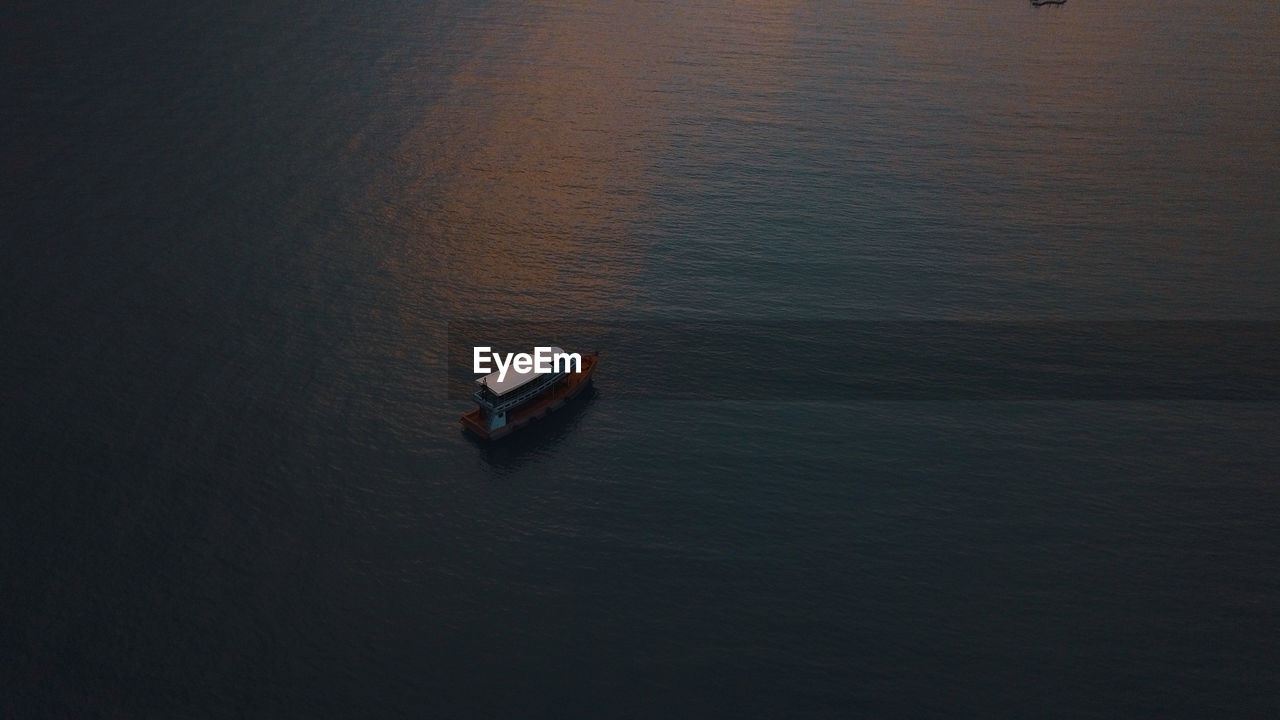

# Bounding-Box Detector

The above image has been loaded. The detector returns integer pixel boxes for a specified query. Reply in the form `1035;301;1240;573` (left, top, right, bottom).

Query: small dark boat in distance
460;347;599;441
1031;0;1067;6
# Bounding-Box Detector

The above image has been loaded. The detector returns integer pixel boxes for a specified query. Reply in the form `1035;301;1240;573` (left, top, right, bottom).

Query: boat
459;347;599;441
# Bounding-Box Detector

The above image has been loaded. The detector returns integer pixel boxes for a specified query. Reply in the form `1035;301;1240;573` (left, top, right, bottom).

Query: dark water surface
4;1;1278;717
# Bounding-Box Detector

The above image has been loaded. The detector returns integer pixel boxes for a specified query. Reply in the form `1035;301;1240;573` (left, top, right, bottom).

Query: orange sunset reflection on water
354;0;1277;331
379;5;672;320
365;1;819;322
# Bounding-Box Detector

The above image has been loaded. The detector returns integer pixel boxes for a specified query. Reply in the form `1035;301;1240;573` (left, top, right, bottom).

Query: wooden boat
460;348;599;441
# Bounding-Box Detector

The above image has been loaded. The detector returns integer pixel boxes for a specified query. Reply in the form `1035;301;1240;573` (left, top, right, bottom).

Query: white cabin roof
476;346;568;396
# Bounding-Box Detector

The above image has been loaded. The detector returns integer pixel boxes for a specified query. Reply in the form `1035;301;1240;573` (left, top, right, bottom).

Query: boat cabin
471;346;570;431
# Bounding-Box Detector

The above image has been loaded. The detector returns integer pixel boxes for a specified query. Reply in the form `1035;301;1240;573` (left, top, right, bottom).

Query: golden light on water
350;1;825;322
340;0;1277;330
376;5;678;319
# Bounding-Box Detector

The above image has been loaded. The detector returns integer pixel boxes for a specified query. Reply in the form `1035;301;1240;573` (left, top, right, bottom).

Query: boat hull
460;352;598;441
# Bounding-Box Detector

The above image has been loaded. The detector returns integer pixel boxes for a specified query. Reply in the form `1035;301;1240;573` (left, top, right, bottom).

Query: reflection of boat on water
460;347;599;441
